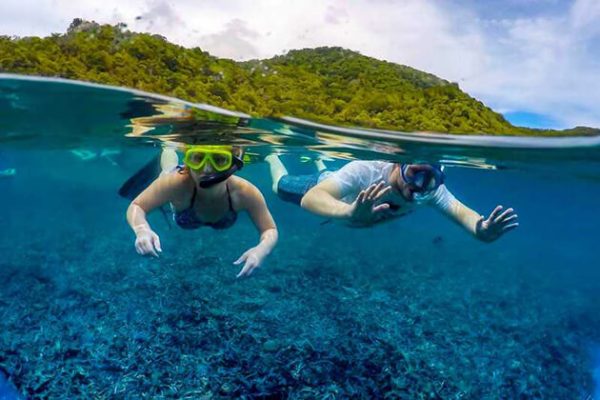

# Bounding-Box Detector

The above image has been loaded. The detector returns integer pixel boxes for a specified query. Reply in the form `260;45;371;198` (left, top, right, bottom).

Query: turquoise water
1;74;600;399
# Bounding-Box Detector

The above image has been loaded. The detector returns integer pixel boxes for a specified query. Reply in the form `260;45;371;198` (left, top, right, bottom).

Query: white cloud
198;19;261;60
570;0;600;35
0;0;598;128
136;1;186;33
461;0;600;128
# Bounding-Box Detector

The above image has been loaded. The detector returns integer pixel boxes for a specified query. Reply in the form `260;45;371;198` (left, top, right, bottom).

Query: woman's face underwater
184;146;233;180
183;146;244;189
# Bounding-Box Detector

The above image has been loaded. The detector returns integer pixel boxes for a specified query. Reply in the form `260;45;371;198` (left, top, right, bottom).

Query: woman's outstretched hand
134;227;162;257
234;246;266;278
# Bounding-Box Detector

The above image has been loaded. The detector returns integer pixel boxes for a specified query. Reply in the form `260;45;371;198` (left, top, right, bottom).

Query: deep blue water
1;75;600;399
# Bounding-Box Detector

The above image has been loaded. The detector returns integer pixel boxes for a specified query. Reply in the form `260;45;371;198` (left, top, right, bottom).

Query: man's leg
314;157;327;172
265;154;289;194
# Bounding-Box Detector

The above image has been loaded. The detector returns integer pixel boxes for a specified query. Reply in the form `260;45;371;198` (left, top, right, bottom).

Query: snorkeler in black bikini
126;145;278;278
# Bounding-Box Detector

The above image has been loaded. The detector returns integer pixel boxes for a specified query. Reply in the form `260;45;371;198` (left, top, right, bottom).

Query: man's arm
433;186;518;242
301;179;391;225
437;195;483;237
300;179;353;219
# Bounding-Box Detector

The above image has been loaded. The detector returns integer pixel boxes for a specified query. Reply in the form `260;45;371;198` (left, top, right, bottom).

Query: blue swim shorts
277;171;331;205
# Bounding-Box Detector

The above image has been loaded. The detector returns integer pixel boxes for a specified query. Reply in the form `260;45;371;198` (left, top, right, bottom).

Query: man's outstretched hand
476;205;519;242
349;182;392;226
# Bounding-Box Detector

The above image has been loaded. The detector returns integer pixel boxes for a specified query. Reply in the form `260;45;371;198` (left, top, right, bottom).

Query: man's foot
314;157;327;172
265;153;283;166
265;154;288;193
299;154;327;172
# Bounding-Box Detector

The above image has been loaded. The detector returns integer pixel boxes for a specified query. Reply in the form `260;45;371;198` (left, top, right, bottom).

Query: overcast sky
1;0;599;129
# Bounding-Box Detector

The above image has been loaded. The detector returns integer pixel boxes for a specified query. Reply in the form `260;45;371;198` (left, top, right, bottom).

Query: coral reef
0;226;598;399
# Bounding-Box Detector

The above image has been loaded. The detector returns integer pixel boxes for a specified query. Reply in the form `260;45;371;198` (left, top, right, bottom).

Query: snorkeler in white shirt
266;155;518;242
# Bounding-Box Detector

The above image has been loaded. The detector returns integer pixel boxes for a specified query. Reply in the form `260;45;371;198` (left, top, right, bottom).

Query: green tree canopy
1;20;596;136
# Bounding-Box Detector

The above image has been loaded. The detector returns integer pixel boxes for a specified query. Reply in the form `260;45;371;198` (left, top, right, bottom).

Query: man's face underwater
392;164;444;202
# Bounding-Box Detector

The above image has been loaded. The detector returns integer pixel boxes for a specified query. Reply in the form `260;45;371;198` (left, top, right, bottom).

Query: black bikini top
174;183;237;230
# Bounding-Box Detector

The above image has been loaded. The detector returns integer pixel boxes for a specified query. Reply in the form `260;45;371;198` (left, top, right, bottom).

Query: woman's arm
127;174;175;229
126;173;179;256
233;180;278;277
